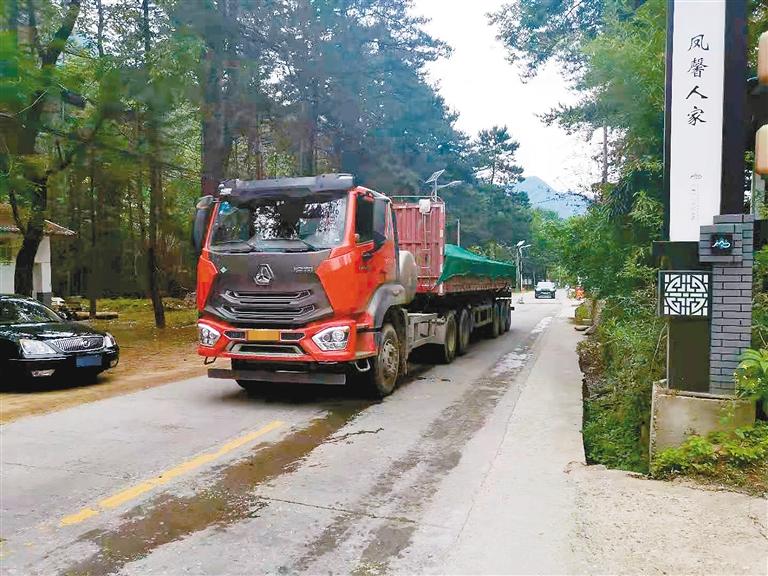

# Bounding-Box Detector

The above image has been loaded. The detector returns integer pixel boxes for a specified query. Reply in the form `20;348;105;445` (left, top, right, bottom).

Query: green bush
581;289;666;473
735;348;768;406
652;423;768;492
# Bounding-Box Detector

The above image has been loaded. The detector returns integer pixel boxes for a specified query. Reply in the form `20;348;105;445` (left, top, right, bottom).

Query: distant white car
534;281;556;299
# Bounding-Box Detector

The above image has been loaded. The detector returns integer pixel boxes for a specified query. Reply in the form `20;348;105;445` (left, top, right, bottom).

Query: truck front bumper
196;316;378;365
207;366;348;385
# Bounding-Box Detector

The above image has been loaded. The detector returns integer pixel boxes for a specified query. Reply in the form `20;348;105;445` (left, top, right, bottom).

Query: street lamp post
515;240;531;297
424;169;462;199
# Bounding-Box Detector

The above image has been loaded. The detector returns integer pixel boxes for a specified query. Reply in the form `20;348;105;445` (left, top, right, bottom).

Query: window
0;239;13;264
209;194;348;252
356;197;374;243
373;199;388;242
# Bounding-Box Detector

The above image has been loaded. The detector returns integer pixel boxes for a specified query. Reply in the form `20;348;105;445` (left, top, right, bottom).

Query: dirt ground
570;464;768;575
0;302;206;424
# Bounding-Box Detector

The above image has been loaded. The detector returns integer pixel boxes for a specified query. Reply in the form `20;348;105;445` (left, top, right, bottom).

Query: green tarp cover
436;244;516;285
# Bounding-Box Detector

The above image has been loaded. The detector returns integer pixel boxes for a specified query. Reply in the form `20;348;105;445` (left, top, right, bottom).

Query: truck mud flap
208;368;346;385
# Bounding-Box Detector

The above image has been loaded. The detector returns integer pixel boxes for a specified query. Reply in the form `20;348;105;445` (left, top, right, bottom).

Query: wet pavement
1;294;565;575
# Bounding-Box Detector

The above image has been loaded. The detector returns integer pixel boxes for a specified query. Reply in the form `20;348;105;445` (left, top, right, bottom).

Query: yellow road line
60;420;284;527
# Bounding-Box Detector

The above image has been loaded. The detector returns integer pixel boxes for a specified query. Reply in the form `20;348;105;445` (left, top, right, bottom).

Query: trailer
193;174;515;396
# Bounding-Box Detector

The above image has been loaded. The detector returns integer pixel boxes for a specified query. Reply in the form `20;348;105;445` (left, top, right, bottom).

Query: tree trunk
601;125;609;185
88;154;97;318
11;0;82;297
13;193;45;297
200;0;236;197
143;0;165;328
96;0;104;58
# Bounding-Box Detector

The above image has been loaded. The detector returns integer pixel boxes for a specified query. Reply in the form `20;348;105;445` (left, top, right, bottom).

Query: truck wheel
437;313;458;364
490;303;501;338
457;308;471;356
365;323;400;398
501;302;511;333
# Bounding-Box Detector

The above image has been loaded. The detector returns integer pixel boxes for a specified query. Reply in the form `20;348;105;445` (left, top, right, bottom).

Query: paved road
1;293;565;575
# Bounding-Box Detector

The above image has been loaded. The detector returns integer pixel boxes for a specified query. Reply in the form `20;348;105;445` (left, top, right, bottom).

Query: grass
579;291;666;474
76;297;198;346
652;422;768;495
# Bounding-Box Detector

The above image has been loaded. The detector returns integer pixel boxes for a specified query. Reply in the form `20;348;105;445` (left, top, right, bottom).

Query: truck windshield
209;194;348;252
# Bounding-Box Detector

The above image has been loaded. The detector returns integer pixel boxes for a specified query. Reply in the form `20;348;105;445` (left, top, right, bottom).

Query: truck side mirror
193;195;214;254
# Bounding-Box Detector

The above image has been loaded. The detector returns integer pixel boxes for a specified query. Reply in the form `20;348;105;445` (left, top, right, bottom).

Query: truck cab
193;174;415;396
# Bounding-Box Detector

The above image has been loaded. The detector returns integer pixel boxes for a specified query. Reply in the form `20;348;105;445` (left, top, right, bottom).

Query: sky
410;0;601;193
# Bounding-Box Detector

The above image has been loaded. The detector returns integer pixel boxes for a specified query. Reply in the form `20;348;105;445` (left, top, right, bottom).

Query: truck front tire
364;323;400;398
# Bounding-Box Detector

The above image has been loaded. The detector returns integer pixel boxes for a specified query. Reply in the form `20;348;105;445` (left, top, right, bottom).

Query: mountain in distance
513;176;588;219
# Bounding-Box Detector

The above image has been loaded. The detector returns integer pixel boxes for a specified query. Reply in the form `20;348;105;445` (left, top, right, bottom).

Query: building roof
0;205;76;237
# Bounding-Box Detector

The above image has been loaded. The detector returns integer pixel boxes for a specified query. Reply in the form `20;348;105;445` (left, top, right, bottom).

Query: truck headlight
104;333;117;348
312;326;350;351
19;339;58;357
198;323;221;347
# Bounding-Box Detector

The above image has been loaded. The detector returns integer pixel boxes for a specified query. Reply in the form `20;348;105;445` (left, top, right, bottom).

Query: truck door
355;195;395;307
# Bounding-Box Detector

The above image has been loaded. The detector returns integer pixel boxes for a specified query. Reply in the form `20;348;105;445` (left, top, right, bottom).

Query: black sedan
534;281;557;299
0;295;119;382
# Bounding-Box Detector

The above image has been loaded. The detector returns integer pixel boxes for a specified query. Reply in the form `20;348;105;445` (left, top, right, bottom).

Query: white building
0;207;76;304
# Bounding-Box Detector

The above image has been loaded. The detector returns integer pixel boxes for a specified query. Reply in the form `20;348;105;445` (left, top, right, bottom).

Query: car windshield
209;193;348;253
537;282;555;289
0;299;62;325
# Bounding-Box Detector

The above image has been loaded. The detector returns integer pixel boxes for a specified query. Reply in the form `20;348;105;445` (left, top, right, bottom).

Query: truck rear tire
364;323;400;398
437;313;457;364
490;303;501;338
457;308;471;356
501;302;511;333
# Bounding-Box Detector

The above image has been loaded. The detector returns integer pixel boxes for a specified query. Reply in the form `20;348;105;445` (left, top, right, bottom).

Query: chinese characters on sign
668;0;726;241
659;271;711;317
686;39;710;125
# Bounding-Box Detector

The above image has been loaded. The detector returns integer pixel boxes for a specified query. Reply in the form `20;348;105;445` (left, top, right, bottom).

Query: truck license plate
246;329;281;342
76;354;102;368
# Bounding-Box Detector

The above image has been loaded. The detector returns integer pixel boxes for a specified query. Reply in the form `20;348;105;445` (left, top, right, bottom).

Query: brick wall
700;214;754;394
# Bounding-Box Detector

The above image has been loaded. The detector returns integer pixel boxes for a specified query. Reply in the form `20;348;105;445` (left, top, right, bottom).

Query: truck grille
229;343;304;357
52;335;104;352
220;290;317;323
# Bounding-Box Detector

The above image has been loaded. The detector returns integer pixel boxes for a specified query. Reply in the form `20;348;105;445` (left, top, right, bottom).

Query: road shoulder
419;313;586;575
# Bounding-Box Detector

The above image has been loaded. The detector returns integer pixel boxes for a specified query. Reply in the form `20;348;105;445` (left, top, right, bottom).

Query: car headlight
312;326;350;351
198;323;221;347
19;338;58;357
104;333;117;348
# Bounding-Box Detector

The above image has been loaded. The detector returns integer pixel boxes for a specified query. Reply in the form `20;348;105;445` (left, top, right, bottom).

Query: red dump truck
192;174;515;396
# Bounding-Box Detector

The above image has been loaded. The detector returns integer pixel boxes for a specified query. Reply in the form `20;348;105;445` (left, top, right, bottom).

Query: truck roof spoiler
218;174;355;201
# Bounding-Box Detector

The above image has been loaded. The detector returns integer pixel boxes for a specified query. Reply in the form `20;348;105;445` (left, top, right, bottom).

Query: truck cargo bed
393;198;515;295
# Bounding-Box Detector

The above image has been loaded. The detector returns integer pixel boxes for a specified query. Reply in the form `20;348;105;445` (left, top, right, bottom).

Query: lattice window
659;271;711;317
